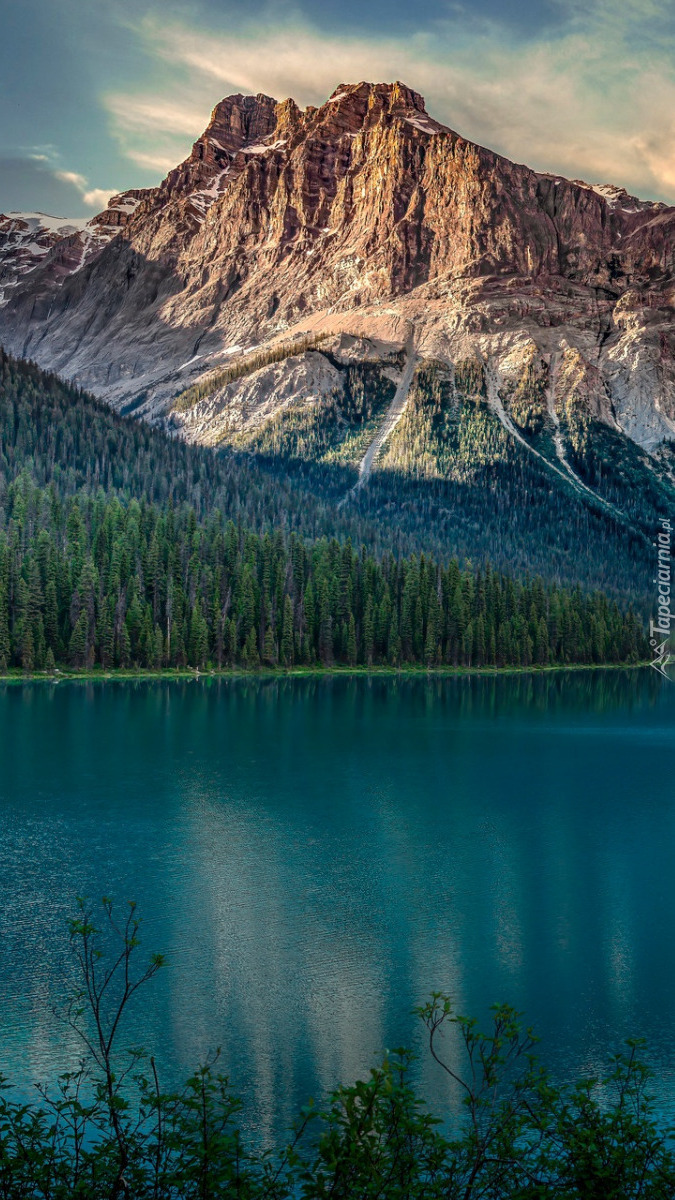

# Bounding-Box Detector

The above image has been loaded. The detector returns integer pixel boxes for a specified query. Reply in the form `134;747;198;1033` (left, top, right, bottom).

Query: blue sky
1;0;675;216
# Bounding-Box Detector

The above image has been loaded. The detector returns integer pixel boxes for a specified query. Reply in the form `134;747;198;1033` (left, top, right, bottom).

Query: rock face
0;212;88;306
0;192;148;308
1;80;675;454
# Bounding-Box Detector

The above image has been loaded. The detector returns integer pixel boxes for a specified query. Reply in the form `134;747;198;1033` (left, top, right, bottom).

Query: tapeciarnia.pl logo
650;517;674;681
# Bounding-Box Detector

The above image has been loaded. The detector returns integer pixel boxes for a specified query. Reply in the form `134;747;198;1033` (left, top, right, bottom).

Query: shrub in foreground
0;899;672;1198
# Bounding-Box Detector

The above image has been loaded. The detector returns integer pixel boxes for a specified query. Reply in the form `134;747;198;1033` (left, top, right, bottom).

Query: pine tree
0;581;10;671
536;617;549;664
189;605;209;668
243;626;260;667
69;610;88;667
318;578;333;666
281;596;294;667
347;613;357;666
408;591;421;660
99;601;115;668
303;580;316;647
21;624;35;672
44;578;59;657
425;590;441;666
363;594;375;666
388;610;400;666
474;614;486;666
153;625;164;669
226;618;237;665
263;624;277;666
117;621;131;668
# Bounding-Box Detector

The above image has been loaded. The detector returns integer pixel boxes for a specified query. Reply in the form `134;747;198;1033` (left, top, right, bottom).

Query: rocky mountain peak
2;80;675;459
89;190;147;231
570;179;667;215
326;80;427;113
311;80;432;136
203;92;279;155
161;92;279;202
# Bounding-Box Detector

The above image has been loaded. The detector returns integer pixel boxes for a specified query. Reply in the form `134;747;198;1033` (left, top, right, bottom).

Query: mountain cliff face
0;213;87;306
1;80;674;487
0;192;148;307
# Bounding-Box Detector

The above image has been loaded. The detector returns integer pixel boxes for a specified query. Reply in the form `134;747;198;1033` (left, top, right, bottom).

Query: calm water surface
0;671;674;1138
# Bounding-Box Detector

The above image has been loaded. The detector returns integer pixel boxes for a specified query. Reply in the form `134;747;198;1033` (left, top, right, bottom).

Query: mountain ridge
0;80;674;564
2;83;674;429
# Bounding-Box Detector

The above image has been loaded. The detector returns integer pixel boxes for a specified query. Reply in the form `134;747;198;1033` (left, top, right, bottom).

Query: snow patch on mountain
573;181;665;213
4;212;91;234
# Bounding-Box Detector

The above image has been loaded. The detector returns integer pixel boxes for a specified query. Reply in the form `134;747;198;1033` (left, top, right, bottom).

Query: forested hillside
0;471;645;671
229;348;666;600
0;351;320;530
1;349;665;603
0;351;649;671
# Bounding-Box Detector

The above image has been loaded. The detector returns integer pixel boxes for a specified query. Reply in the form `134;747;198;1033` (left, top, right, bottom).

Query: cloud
0;153;115;214
103;89;209;181
0;156;91;216
54;167;114;209
55;169;88;189
124;149;180;172
105;94;208;137
100;1;675;202
133;19;437;110
82;186;116;208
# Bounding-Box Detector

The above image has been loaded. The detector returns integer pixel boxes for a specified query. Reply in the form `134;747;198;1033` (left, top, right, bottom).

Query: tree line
0;472;645;672
172;333;331;412
0;347;662;604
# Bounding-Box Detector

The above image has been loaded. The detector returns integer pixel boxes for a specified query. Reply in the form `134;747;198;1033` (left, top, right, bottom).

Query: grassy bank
0;661;651;685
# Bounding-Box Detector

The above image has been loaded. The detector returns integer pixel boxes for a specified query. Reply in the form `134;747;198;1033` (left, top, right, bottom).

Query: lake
1;670;674;1141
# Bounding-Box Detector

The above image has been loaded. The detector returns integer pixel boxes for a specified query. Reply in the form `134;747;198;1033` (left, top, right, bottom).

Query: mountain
0;351;647;675
1;81;674;440
0;213;87;305
0;192;146;307
0;81;673;603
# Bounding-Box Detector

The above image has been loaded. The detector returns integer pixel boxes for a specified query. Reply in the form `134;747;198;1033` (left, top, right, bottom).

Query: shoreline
0;661;651;686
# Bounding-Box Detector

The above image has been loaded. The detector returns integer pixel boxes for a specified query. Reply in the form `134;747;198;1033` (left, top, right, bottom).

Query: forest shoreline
0;661;651;685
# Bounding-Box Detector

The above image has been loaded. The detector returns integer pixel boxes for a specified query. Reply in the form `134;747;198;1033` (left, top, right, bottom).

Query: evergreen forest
0;350;649;673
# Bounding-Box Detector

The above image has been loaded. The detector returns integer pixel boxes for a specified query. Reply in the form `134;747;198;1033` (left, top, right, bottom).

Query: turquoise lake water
0;671;674;1139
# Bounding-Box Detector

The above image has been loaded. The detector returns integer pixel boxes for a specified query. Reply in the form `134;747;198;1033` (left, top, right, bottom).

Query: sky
1;0;675;217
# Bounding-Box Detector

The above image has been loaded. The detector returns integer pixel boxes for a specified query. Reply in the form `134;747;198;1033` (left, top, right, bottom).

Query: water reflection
0;670;673;1137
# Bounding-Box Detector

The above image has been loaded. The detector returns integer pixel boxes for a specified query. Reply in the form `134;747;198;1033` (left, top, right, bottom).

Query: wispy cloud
103;89;209;179
82;186;117;208
124;148;179;172
105;94;208;138
55;169;88;189
54;168;114;209
0;154;114;217
100;1;675;201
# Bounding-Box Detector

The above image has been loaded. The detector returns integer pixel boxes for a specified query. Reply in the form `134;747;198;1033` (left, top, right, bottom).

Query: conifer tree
0;580;10;671
263;624;277;666
69;609;88;667
347;613;357;666
281;596;294;667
